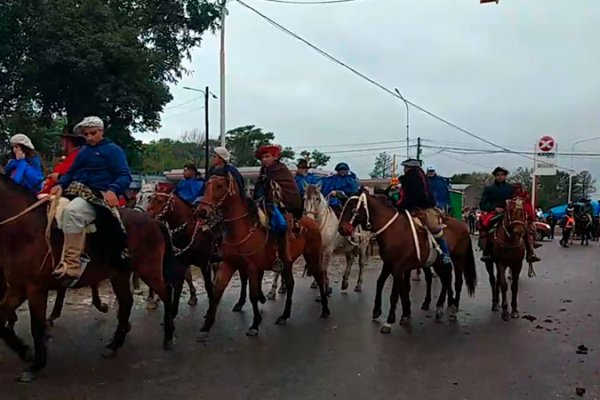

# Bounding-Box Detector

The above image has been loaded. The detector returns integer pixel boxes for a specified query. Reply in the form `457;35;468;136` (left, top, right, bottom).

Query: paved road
1;240;599;400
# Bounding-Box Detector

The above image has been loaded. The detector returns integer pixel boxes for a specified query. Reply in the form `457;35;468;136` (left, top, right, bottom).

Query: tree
0;0;221;160
509;167;533;191
451;172;493;187
573;170;596;199
298;150;331;168
369;152;393;179
226;125;294;166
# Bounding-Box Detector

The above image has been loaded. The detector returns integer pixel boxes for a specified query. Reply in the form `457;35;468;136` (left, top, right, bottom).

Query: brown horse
483;198;527;321
0;175;177;382
338;191;477;334
195;173;328;338
143;183;215;315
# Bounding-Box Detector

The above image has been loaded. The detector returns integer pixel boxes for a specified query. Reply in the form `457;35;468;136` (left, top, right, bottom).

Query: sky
134;0;600;180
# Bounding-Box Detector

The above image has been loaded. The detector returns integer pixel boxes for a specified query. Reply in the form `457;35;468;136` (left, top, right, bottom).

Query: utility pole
394;88;410;158
182;86;218;177
219;0;227;147
416;137;422;161
392;154;396;177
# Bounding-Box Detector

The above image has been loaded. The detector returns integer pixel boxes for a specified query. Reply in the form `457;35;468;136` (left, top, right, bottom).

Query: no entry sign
535;135;558;176
538;136;555;152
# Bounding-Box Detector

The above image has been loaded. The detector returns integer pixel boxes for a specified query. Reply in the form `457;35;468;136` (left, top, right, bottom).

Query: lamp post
394;88;410;158
182;86;218;177
568;136;600;203
219;0;227;147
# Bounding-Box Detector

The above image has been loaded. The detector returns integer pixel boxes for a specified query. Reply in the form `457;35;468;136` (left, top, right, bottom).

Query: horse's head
304;183;326;219
338;191;371;236
503;198;527;238
145;182;175;219
195;174;237;219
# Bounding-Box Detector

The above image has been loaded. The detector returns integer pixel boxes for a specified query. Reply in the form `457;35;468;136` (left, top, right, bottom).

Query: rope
0;197;49;227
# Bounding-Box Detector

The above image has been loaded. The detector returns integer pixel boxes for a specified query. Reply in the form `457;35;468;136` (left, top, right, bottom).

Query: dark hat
60;130;86;146
492;166;509;176
335;162;350;171
401;158;422;168
296;159;309;168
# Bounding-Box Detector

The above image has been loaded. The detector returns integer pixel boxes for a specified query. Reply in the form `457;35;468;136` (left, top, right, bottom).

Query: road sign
534;136;557;176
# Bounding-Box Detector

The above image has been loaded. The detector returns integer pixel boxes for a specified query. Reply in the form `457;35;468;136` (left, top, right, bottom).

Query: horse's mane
0;173;39;204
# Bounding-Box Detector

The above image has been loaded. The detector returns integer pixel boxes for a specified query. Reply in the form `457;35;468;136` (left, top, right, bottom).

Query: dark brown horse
483;198;527;321
338;191;477;334
143;183;215;315
195;174;328;339
0;175;177;382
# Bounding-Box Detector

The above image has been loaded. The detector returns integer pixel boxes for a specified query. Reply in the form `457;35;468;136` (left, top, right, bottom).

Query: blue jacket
58;139;132;196
5;155;44;193
427;174;451;210
206;163;246;196
175;178;204;204
294;172;320;197
320;172;359;207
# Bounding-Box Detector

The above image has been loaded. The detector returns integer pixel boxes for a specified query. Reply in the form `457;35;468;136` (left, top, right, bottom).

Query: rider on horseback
50;116;132;281
396;158;452;267
320;162;359;215
479;167;540;264
254;145;303;271
294;159;319;198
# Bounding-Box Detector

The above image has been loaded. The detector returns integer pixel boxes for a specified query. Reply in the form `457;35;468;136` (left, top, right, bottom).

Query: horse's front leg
246;268;263;336
485;261;499;311
434;263;451;321
197;262;236;342
421;267;433;311
355;243;366;292
232;270;247;312
267;271;280;301
341;249;355;291
103;271;134;358
372;263;391;319
380;274;400;334
276;262;295;325
496;263;509;321
185;267;198;306
399;270;412;325
17;285;48;383
47;287;66;326
510;264;522;319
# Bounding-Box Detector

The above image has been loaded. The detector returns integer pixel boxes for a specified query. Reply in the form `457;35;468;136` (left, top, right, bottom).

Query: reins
0;197;49;227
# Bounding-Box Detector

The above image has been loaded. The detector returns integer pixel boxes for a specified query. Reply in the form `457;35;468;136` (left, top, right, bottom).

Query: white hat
73;116;104;135
213;146;231;162
426;165;436;171
10;134;35;150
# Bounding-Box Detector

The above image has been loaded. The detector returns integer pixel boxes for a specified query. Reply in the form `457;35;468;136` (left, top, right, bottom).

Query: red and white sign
538;136;555;152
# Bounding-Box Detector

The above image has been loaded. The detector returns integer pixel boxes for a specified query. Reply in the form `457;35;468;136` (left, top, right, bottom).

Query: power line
164;97;202;111
234;0;578;172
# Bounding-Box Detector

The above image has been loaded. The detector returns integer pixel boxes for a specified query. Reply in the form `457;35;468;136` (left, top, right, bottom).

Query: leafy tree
573;170;596;200
451;172;493;187
226;125;293;166
298;150;331;168
509;167;533;191
369;152;393;179
0;0;221;160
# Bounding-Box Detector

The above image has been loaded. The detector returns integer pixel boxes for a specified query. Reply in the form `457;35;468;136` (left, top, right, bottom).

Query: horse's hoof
341;280;349;291
399;317;411;326
146;301;159;311
275;317;287;326
380;323;392;334
421;303;430;311
327;286;333;296
196;332;210;342
259;293;267;304
501;311;510;321
278;287;287;294
101;347;117;358
246;328;259;337
448;313;458;322
266;292;276;301
320;310;331;319
372;310;382;320
163;339;174;351
17;370;36;383
491;303;499;312
435;309;444;321
354;285;362;293
511;311;520;319
315;296;322;303
187;296;198;306
97;303;109;313
310;281;318;289
232;303;244;313
46;319;54;328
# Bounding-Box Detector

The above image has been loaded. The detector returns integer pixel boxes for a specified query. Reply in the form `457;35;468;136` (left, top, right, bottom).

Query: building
451;184;484;210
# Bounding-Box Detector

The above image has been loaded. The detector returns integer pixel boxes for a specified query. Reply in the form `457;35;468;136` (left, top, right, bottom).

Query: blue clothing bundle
175;178;205;204
58;139;132;196
427;174;451;210
207;164;246;195
320;172;359;207
5;155;44;193
294;172;320;197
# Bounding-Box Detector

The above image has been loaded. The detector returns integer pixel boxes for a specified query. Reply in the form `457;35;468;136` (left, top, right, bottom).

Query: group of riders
2;115;541;287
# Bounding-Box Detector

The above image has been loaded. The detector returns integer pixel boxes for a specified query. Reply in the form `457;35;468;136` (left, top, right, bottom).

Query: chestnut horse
483;198;527;321
195;173;328;338
138;183;214;311
0;175;177;382
339;191;477;334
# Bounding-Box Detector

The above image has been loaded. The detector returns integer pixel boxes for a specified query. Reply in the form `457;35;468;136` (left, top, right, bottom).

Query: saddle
410;210;444;267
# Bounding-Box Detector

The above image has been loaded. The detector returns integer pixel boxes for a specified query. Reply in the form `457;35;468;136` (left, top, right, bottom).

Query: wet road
1;239;599;400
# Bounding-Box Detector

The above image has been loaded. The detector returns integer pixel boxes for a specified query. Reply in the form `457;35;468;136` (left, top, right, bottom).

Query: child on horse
479;167;540;263
254;144;303;271
174;163;204;205
4;134;45;193
396;158;452;267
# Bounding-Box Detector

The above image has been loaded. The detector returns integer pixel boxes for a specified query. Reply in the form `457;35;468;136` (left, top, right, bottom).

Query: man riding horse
320;162;359;215
396;158;452;267
479;166;540;264
50;116;132;283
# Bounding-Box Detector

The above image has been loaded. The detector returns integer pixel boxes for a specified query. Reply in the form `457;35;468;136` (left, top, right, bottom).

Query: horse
139;182;215;315
482;198;528;321
338;190;477;334
195;173;329;338
0;175;177;382
574;213;593;246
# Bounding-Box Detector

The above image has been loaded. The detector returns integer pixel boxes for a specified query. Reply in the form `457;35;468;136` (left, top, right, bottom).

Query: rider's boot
52;232;87;279
525;230;541;263
272;234;288;273
479;231;493;262
435;237;453;266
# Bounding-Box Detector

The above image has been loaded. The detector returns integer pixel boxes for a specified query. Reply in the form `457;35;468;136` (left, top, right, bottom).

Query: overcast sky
134;0;600;179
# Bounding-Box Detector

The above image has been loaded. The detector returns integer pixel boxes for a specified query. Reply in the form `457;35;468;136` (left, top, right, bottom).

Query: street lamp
219;0;227;147
182;86;218;176
394;88;410;159
568;136;600;203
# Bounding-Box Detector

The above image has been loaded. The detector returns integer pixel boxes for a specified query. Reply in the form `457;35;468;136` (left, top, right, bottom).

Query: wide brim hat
213;146;231;162
10;134;35;150
73;116;104;136
255;144;282;159
492;166;509;176
401;158;422;168
334;162;350;171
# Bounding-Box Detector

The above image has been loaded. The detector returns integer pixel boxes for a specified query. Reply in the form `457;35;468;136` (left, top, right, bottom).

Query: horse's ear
141;178;147;187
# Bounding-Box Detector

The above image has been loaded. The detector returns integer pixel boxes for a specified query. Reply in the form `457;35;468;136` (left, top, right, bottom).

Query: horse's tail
464;235;478;297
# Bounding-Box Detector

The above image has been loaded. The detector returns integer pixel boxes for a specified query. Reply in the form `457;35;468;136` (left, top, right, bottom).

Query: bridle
341;192;398;238
199;175;248;223
494;198;527;247
304;191;332;231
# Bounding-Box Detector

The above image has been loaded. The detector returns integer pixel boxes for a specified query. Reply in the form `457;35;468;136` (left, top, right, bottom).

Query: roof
164;166;335;180
450;184;472;191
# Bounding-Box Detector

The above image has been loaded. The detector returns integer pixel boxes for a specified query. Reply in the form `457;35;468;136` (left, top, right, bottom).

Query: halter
494;198;527;247
304;191;332;231
199;175;248;222
342;192;399;238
